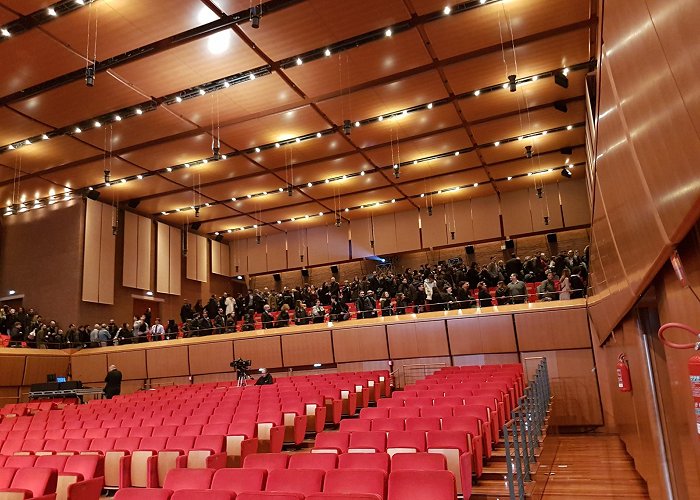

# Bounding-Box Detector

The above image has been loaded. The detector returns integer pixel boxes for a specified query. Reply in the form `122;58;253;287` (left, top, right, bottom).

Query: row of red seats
115;457;458;500
0;454;103;500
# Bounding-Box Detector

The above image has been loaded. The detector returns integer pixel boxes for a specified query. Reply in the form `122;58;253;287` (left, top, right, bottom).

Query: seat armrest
204;452;227;470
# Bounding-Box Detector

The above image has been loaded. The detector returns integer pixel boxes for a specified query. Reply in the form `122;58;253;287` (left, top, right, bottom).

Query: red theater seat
307;495;381;500
265;469;325;496
243;453;289;472
323;469;386;499
313;432;350;454
348;431;386;453
391;452;446;471
171;491;233;500
211;468;267;494
162;468;215;492
339;419;372;432
114;488;173;500
337;453;390;474
288;453;338;471
237;493;304;500
387;470;456;500
1;467;58;498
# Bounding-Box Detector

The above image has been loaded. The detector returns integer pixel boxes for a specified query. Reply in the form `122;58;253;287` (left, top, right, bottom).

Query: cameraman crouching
255;367;274;386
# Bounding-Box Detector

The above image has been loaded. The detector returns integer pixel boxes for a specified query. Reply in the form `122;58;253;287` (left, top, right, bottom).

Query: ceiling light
278;187;284;192
135;108;143;115
527;172;532;176
437;190;442;194
47;8;57;16
120;179;126;184
542;130;548;135
341;175;347;180
494;141;500;147
443;6;451;14
255;147;261;153
532;75;539;81
566;125;573;130
204;203;210;207
518;136;523;141
7;144;14;150
88;187;93;191
1;28;10;37
249;74;256;80
316;132;322;138
354;121;360;127
41;134;49;140
480;0;486;4
262;191;267;195
231;197;237;201
427;103;433;109
175;96;182;103
277;220;282;224
318;212;323;216
295;137;301;143
385;28;392;37
565;158;570;164
507;176;512;181
105;182;111;186
378;115;384;121
454;151;460;156
402;109;408;116
502;83;509;89
324;48;331;57
561;168;572;178
227;229;232;233
420;193;425;198
166;167;173;172
563;67;570;76
93;121;101;128
247;194;252;198
307;182;313;187
214;232;220;236
291;217;296;221
344;208;349;212
199;89;206;95
413;160;418;164
474;90;480;96
325;179;329;183
296;57;303;66
253;224;258;229
360;171;365;176
391;199;396;203
275;142;280;148
137;174;143;180
359;205;364;209
473;183;478;187
24;140;31;145
74;127;82;134
223;81;230;88
221;155;227;159
202;159;208;163
114;115;122;121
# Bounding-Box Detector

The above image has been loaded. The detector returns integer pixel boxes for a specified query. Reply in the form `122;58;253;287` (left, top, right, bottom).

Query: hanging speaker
330;265;339;274
546;233;557;243
505;239;515;249
215;234;224;243
554;73;569;88
301;269;309;278
465;245;475;255
127;199;140;209
273;273;281;282
190;221;202;231
560;146;573;155
86;190;100;200
554;101;568;113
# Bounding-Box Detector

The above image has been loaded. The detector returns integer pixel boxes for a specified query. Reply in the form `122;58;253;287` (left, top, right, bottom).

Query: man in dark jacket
104;365;122;399
255;368;274;386
505;254;523;278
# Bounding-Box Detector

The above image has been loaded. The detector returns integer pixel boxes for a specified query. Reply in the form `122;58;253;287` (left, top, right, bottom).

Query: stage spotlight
194;207;200;218
544;216;550;226
104;169;111;184
250;6;260;29
525;145;533;158
561;168;572;178
554;101;568;113
212;146;221;160
508;74;517;92
427;206;433;216
393;164;400;179
555;72;569;88
536;187;543;199
287;185;293;196
85;66;95;87
343;119;351;135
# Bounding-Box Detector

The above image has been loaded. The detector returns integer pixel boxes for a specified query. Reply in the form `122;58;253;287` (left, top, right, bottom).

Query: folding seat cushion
391;452;446;471
456;404;497;448
35;454;70;471
86;437;116;455
211;468;267;494
18;438;45;454
312;431;349;454
370;418;404;433
114;488;173;500
243;453;289;472
386;431;426;456
237;493;304;500
387;470;456;500
107;427;130;439
2;467;58;498
84;428;107;439
24;429;46;440
348;431;386;453
209;414;234;425
162;468;215;492
358;408;388;420
184;416;210;426
157;436;196;486
5;455;37;468
426;431;472;496
337;453;390;474
323;469;386;499
0;438;24;455
153;425;179;438
202;423;228;436
339;419;372;432
171;491;233;500
442;396;466;407
376;399;403;409
404;398;434;408
265;469;325;495
224;422;258;467
288;452;337;471
470;395;505;431
388;407;419;419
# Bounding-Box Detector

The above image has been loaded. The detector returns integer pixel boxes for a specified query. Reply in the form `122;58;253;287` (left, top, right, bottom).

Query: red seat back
323;469;386;498
243;453;290;472
288;453;338;471
387;470;456;500
337;453;390;474
11;467;58;497
163;468;215;491
211;468;267;494
266;469;324;495
391;452;446;471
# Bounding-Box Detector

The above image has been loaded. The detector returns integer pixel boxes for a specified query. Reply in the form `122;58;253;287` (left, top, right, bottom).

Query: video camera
230;358;252;379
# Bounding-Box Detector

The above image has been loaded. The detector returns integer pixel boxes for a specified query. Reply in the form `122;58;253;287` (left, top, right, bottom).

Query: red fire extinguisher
658;322;700;437
616;353;632;392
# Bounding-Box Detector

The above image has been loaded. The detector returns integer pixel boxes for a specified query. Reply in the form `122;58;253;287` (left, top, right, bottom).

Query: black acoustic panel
273;273;281;282
505;239;515;249
330;265;339;274
301;269;309;277
127;199;141;209
546;233;558;243
190;221;202;231
465;245;475;255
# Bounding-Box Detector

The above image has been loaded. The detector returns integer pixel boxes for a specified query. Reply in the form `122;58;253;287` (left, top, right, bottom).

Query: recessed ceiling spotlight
507;176;512;181
162;211;168;215
318;212;323;216
296;57;303;66
344;208;349;212
454;151;460;156
278;187;284;192
532;75;539;81
47;8;57;16
249;73;255;80
137;175;143;180
378;115;384;121
563;67;570;76
121;179;126;184
324;48;331;57
502;83;509;89
1;28;10;37
325;179;330;183
316;132;322;138
227;229;232;233
93;121;101;128
135;108;143;115
199;89;206;95
443;6;451;15
307;182;313;187
474;90;480;96
420;193;425;198
231;197;237;201
114;115;122;121
473;183;478;187
566;125;573;130
166;167;173;172
24;139;31;145
223;81;230;88
296;137;301;143
385;28;392;37
41;134;49;140
247;194;252;198
221;154;227;159
494;141;500;147
277;220;282;224
427;103;433;109
480;0;486;4
275;142;280;148
360;171;365;176
202;159;208;164
391;199;396;203
354;121;360;127
74;127;82;134
254;147;261;153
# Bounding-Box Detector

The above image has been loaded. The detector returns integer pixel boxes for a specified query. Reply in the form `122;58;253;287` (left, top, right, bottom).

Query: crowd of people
1;249;588;348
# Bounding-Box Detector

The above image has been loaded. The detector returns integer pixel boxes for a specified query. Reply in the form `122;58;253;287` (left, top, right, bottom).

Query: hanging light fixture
508;74;517;92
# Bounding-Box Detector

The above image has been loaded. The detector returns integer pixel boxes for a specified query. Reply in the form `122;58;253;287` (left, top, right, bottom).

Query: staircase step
470;478;536;499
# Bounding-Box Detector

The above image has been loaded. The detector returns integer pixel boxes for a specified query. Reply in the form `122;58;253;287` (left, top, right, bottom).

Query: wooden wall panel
220;243;230;276
98;205;115;304
146;346;189;379
230;238;248;276
395;209;421;253
107;350;147;381
211;240;231;277
189;341;235;375
559;178;590;227
169;226;181;295
281;331;334;367
349;218;373;258
307;226;329;266
451;199;475;244
136;216;152;291
211;239;222;275
71;353;108;383
156;223;170;294
122;212;138;288
373;213;398;255
186;233;197;280
266;232;288;271
0;355;26;386
81;199;101;303
234;336;282;370
515;308;591;351
530;185;563;232
387;320;449;359
332;325;389;363
247;237;267;274
453;353;520;366
421;205;448;249
327;225;350;262
196;235;208;282
501;190;533;236
470;195;501;240
447;315;517;354
286;230;306;269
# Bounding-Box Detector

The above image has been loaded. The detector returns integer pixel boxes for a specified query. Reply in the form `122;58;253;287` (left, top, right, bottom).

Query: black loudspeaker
560;146;573;155
505;239;515;249
301;269;309;278
546;233;557;243
554;73;569;88
127;199;141;209
215;234;224;243
190;221;202;231
86;190;100;200
554;101;568;113
465;245;475;255
273;273;281;282
330;265;339;274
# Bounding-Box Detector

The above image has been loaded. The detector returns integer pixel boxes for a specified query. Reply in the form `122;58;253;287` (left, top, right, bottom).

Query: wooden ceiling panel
290;154;372;185
0;163;21;183
460;71;587;122
0;5;17;24
398;169;491;197
348;105;462;149
238;0;410;61
487;148;586;180
0;107;48;145
470;100;586;144
480;127;584;164
158;203;236;226
136;190;217;214
284;29;432;98
0;177;65;207
0;30;83;97
251;134;355;169
40;157;145;187
364;128;472;166
199;214;258;234
2;136;100;174
209;1;250;15
169;73;305;127
197;173;282;201
0;1;53;15
316;70;449;124
218;105;329;151
119;133;213;171
164;155;263;186
387;151;481;183
111;33;265;98
300;171;390;199
495;165;585;193
258;201;328;223
443;29;591;95
43;0;207;61
328;186;403;208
